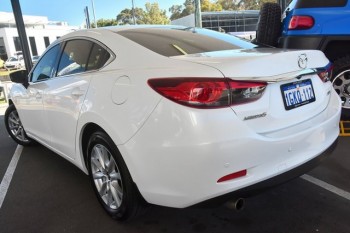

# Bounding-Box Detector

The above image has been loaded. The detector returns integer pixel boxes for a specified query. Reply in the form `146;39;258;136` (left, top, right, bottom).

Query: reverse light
317;63;333;82
148;78;267;108
288;16;314;30
217;169;247;183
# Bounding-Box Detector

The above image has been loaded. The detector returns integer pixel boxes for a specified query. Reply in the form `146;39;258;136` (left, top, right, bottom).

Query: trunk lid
171;48;333;134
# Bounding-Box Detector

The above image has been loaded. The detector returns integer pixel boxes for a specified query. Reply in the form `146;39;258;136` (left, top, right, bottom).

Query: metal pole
10;0;32;73
131;0;136;25
84;7;91;29
91;0;97;28
194;0;202;27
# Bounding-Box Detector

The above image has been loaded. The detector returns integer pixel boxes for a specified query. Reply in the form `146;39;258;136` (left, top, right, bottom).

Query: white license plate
280;79;316;110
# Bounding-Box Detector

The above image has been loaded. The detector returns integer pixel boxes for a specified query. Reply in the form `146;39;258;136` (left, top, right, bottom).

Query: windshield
8;57;18;62
116;27;256;57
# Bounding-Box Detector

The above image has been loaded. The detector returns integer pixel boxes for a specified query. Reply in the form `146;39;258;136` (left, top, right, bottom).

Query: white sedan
5;26;341;220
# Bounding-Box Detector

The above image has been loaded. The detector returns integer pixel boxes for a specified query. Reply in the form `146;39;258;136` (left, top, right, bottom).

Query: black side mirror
9;69;29;88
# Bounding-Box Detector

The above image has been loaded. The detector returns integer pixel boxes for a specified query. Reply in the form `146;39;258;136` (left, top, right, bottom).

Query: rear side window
117;28;256;57
295;0;347;8
87;43;111;71
57;40;93;76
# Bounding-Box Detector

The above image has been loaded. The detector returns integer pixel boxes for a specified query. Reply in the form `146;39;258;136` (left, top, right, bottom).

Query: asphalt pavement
0;103;349;233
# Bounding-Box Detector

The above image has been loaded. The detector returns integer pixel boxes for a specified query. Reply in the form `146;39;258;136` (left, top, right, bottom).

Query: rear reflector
217;170;247;183
148;78;266;108
288;16;314;30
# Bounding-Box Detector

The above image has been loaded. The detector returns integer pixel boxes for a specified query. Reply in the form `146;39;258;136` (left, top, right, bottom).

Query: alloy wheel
333;69;350;109
8;110;30;143
90;144;123;210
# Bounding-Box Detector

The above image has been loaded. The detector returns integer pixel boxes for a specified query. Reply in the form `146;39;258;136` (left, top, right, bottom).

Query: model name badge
243;112;267;121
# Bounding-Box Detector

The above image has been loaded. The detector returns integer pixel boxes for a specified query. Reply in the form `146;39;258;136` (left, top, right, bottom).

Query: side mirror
9;70;29;88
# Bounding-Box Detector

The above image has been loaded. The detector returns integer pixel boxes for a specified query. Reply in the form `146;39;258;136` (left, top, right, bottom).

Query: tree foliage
169;0;277;20
92;18;118;28
116;2;169;25
143;2;170;25
117;7;146;25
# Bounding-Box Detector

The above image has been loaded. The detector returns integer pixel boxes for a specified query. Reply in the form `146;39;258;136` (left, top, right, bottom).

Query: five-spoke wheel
87;131;144;221
4;104;32;146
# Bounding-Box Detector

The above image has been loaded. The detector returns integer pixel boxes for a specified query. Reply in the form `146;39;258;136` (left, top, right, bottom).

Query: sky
1;0;184;26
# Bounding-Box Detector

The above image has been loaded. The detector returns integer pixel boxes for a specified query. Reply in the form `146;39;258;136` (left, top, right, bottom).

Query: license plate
280;79;316;110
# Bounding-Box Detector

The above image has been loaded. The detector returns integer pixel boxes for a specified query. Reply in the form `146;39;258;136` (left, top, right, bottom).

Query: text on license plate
280;79;316;110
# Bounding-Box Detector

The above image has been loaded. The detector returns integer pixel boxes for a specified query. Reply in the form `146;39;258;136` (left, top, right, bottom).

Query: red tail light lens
288;16;314;30
317;63;333;82
148;78;267;108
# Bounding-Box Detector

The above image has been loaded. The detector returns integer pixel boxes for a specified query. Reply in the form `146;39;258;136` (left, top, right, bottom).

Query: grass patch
0;98;7;105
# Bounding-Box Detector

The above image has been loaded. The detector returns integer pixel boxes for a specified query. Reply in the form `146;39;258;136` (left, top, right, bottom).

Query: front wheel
4;104;32;146
87;131;145;221
332;56;350;120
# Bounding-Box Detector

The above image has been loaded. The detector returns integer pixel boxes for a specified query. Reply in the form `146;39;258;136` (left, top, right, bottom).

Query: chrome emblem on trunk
298;54;308;69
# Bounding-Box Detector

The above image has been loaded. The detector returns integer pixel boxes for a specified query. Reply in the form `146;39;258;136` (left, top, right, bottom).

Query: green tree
92;18;118;28
201;0;222;12
169;5;183;20
143;2;170;24
116;7;146;25
169;0;224;21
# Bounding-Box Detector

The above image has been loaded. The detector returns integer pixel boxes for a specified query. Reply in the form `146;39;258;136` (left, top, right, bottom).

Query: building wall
0;27;75;60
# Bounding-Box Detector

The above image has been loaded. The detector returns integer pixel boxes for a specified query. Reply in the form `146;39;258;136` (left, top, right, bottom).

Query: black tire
332;55;350;120
4;104;32;146
87;131;145;221
256;3;282;47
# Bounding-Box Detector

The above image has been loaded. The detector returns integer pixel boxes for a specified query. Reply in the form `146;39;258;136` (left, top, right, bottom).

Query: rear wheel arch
81;123;106;168
82;126;147;220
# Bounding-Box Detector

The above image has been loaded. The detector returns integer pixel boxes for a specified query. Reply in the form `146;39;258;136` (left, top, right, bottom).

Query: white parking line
0;145;23;209
301;174;350;201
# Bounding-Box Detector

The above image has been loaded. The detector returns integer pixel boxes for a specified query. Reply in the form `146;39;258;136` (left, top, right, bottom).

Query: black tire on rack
256;3;282;47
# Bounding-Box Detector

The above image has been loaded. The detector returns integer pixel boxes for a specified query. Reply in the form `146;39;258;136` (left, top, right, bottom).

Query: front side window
57;40;93;76
31;44;60;82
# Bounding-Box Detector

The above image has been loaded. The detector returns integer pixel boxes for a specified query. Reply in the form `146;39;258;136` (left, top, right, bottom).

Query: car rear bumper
278;36;324;50
194;137;338;207
120;88;341;208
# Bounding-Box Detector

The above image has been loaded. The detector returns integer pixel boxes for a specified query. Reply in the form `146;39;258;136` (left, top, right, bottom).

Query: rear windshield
116;27;256;57
295;0;347;8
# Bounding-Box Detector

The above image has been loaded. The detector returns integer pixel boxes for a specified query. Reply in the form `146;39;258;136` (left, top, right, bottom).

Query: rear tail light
148;78;267;108
288;16;314;30
317;63;333;82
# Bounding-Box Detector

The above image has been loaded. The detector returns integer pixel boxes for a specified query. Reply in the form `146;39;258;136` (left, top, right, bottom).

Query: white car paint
4;56;24;70
8;26;341;208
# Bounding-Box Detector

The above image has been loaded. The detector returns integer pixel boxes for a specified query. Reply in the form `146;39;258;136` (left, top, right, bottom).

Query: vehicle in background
31;55;40;64
4;56;25;70
256;0;350;119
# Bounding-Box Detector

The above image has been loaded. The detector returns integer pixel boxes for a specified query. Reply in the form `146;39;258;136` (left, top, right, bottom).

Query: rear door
43;39;111;159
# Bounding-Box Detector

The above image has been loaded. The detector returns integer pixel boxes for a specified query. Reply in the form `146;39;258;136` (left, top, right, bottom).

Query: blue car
256;0;350;119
